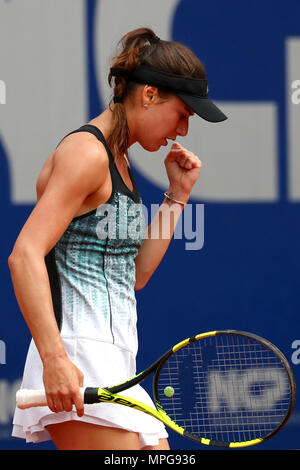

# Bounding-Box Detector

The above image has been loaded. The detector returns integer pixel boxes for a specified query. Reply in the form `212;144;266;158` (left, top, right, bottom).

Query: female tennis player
8;28;226;450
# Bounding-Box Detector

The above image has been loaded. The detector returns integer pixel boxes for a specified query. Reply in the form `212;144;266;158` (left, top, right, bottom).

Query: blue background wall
0;0;299;450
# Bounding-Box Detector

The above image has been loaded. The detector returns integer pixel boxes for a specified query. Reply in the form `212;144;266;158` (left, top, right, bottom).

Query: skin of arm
134;142;202;290
8;138;109;416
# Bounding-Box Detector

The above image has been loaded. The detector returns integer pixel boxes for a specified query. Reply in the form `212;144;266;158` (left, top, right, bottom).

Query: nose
176;120;189;137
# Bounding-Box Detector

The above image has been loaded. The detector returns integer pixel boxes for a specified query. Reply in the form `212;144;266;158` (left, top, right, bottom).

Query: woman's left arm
134;142;202;290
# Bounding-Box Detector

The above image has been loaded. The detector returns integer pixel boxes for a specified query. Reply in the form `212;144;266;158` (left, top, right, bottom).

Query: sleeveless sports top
45;125;145;355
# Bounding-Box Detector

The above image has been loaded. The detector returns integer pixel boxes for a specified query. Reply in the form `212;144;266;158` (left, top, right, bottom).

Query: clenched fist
164;142;202;201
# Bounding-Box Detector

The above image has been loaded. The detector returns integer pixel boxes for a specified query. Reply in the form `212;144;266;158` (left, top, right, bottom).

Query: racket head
153;330;296;448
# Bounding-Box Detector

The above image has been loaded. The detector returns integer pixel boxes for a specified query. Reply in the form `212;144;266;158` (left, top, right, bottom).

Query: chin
140;142;162;152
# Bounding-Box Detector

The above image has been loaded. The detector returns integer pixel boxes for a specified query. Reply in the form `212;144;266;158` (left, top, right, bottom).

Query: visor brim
177;93;227;123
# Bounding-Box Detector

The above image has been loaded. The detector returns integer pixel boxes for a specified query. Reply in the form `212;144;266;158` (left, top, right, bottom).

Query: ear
142;85;159;106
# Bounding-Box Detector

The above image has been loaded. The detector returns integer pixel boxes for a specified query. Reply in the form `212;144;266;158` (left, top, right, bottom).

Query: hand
164;142;202;200
43;354;84;417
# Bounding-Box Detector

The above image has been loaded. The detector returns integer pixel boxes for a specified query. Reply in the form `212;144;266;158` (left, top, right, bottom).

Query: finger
46;396;56;413
69;386;84;417
73;391;84;417
174;153;197;168
62;395;73;412
46;393;57;413
180;153;202;169
47;394;64;413
176;155;190;168
171;145;195;160
171;143;186;154
172;141;182;148
187;156;202;168
167;144;202;169
168;150;191;166
184;160;193;169
167;148;185;160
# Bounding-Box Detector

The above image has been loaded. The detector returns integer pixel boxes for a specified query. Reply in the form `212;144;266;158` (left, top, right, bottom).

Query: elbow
134;281;145;291
8;244;36;270
134;275;148;291
8;251;19;270
8;253;20;280
8;250;24;274
135;272;151;291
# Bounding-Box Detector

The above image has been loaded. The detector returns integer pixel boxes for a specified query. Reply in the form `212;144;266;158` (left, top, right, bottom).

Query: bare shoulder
12;131;111;257
54;131;109;177
37;131;109;199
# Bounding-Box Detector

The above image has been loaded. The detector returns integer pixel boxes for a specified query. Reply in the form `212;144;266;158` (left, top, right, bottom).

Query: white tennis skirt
12;337;168;448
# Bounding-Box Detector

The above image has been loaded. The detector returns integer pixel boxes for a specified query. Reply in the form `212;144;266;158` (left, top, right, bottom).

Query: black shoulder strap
56;124;140;202
56;124;114;165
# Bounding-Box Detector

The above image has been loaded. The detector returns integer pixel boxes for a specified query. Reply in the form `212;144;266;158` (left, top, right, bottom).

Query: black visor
110;66;227;123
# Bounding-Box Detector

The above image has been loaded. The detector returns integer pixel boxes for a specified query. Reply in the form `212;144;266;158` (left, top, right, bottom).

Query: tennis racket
16;330;296;448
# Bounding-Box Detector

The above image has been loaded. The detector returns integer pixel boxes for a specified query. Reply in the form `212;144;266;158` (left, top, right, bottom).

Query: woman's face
127;86;194;151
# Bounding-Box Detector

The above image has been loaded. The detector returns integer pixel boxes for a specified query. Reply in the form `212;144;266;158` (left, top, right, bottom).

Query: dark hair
107;27;206;159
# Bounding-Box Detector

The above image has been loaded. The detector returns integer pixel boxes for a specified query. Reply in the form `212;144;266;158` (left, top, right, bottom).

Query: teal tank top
45;125;145;355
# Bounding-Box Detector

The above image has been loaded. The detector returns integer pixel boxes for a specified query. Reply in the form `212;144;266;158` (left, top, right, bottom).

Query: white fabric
12;337;168;448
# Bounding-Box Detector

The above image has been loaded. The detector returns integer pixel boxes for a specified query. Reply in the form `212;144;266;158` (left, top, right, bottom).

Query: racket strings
156;334;292;444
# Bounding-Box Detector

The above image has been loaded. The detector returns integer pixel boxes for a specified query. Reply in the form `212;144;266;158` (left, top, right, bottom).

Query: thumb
172;141;182;149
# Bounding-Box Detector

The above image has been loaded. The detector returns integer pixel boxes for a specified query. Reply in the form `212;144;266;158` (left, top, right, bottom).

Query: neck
124;101;138;148
89;104;138;149
88;108;114;141
88;107;133;167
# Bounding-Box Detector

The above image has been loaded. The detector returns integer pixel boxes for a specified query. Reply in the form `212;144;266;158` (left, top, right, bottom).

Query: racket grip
16;388;85;409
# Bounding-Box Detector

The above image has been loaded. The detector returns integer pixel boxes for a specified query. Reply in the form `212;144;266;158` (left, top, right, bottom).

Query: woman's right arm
8;137;109;416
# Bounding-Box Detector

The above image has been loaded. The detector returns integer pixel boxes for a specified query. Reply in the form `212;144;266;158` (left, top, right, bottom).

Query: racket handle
16;388;85;409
